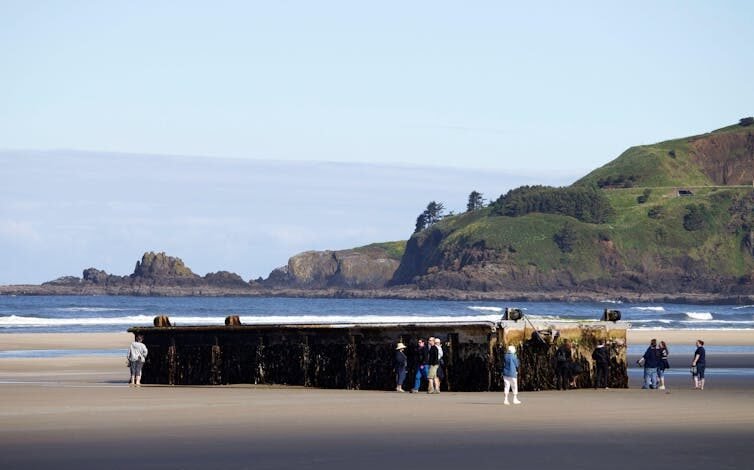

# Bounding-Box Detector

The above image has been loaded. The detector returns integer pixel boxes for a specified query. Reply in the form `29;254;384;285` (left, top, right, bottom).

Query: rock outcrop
43;252;248;291
263;243;404;289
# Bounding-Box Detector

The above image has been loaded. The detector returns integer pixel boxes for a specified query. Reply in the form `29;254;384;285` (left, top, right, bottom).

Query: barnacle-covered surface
503;320;628;391
129;319;627;391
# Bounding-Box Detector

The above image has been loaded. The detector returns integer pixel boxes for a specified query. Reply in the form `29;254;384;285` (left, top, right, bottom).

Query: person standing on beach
394;342;408;392
433;338;444;393
692;339;706;390
657;340;670;390
637;338;660;389
427;338;440;394
591;340;610;389
555;340;573;390
410;339;429;393
127;334;148;386
502;345;521;405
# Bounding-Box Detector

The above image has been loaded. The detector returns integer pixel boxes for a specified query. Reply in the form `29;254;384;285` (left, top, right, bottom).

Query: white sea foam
0;314;505;328
600;299;623;304
680;319;754;325
732;305;754;310
685;312;713;321
466;306;503;313
59;307;141;312
629;319;673;324
631;306;665;312
0;314;156;327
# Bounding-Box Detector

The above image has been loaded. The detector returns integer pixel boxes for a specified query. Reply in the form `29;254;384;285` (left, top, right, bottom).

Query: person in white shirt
433;338;444;393
127;335;149;386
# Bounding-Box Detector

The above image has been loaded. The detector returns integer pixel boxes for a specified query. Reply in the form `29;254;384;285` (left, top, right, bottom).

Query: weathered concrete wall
129;320;627;391
502;320;628;391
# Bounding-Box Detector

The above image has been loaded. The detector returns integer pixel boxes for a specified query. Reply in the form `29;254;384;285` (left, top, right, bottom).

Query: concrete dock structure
129;315;628;391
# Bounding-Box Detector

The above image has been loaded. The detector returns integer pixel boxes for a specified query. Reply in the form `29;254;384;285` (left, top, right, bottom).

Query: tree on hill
553;222;578;252
683;204;708;231
414;201;446;233
739;117;754;127
489;185;614;223
466;191;485;212
637;189;652;204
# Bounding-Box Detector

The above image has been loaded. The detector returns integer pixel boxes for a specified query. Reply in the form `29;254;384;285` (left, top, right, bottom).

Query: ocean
1;295;753;334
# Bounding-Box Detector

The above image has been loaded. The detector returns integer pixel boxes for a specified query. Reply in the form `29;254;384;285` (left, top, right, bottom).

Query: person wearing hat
502;345;521;405
394;342;408;392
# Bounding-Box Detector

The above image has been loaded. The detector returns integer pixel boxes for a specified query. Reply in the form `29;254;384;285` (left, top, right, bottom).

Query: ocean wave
685;312;713;321
630;306;666;312
0;314;505;328
600;299;623;304
732;305;754;310
627;319;673;324
679;319;754;325
0;314;156;327
525;314;582;322
466;306;503;313
631;327;754;331
59;307;142;312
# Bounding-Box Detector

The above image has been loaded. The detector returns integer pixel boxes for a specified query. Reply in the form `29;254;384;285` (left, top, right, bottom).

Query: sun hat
396;342;407;350
507;345;516;354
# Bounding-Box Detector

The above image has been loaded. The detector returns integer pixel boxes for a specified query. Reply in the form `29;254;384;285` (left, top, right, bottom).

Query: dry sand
1;330;753;469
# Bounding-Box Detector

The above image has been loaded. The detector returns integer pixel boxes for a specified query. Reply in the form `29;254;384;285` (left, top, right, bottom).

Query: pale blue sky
2;1;751;171
1;2;752;284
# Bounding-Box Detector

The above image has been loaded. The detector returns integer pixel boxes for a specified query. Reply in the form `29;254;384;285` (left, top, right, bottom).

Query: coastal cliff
3;120;754;303
261;242;404;289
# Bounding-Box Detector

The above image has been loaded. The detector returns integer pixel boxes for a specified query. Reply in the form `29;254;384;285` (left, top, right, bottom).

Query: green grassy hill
391;120;754;297
575;122;754;188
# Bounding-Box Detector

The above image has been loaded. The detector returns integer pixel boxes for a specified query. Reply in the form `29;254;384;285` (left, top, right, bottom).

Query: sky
1;1;753;284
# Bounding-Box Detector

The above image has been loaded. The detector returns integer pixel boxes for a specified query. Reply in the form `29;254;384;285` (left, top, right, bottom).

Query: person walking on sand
426;337;440;394
502;345;521;405
692;339;706;390
591;340;610;389
657;340;670;390
127;334;148;386
410;338;429;393
394;342;408;392
555;339;573;390
637;338;660;389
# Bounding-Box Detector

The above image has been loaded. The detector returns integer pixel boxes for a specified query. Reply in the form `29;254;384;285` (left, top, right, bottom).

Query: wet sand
1;330;753;469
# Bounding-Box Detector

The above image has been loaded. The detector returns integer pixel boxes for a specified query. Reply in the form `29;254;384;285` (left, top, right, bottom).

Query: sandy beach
1;330;752;469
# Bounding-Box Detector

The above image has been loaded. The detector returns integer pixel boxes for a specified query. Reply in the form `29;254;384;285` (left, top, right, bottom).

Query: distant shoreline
2;283;754;305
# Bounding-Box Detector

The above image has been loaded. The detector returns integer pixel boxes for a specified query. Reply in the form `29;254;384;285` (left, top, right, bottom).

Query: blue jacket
642;347;661;368
502;353;519;378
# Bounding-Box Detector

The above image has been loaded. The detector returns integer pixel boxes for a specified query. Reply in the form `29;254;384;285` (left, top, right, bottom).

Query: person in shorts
127;334;148;386
427;338;440;394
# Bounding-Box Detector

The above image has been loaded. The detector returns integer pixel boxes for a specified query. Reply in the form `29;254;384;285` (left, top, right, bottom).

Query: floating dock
129;314;628;391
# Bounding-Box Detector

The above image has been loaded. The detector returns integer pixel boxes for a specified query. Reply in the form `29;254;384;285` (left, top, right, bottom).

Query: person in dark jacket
657;340;669;390
426;339;440;394
692;339;706;390
410;339;429;393
591;340;610;389
555;340;573;390
638;339;661;389
394;342;408;392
